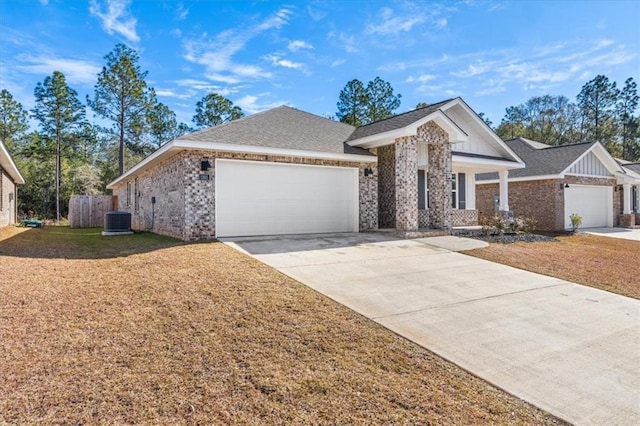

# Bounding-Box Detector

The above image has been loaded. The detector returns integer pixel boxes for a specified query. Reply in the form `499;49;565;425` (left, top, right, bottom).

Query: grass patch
464;233;640;299
1;227;565;424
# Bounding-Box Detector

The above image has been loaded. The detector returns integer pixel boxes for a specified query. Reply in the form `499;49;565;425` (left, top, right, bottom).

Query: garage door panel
216;159;359;237
564;185;612;229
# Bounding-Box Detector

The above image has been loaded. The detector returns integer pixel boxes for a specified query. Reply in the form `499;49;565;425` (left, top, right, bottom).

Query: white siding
568;152;612;177
444;106;504;157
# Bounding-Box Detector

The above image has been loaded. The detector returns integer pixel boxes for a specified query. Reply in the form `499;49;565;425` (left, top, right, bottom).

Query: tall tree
336;79;368;126
577;74;620;152
365;77;401;122
0;89;29;153
146;92;179;147
617;77;640;160
192;93;244;128
32;71;85;223
415;102;430;109
88;43;152;176
496;95;580;145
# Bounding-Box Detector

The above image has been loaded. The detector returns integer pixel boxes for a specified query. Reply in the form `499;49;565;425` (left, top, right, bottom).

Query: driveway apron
224;233;640;426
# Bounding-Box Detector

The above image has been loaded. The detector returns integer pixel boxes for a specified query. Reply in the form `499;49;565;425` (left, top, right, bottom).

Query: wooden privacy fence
68;195;117;228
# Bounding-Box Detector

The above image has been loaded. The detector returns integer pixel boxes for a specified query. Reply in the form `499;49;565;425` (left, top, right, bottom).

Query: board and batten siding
567;152;612;177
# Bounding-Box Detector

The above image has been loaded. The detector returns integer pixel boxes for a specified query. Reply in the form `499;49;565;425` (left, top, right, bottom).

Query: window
451;173;457;208
126;182;131;207
134;178;139;212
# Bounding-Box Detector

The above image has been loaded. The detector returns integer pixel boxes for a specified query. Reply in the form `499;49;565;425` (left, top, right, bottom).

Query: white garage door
215;159;359;237
564;184;613;229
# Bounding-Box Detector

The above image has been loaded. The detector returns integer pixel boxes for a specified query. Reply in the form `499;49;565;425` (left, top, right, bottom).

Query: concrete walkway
225;233;640;426
585;227;640;241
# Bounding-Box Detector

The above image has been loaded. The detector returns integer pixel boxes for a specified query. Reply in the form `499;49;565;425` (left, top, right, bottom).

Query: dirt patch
1;227;565;424
464;233;640;299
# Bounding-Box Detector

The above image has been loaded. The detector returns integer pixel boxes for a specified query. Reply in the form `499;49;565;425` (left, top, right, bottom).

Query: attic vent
103;211;132;235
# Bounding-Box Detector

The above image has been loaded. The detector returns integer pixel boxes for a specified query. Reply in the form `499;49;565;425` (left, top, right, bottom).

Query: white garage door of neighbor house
215;159;359;237
564;184;613;229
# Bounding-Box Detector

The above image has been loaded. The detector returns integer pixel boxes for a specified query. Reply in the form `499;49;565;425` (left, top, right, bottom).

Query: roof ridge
539;141;595;150
181;105;291;138
355;98;455;129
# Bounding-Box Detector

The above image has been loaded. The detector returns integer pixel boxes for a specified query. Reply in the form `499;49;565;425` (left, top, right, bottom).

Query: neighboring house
476;138;640;230
107;98;524;241
0;140;25;227
616;159;640;227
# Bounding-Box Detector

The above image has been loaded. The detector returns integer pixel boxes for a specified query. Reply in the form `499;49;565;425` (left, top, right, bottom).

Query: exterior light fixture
364;167;374;176
201;160;212;171
564;183;570;188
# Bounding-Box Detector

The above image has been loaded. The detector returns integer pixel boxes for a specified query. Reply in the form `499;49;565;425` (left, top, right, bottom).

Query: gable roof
624;163;640;174
477;138;621;181
181;105;371;155
0;140;25;184
346;99;453;141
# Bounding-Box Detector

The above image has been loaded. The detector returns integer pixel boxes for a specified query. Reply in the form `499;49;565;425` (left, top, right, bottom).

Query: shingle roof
181;105;372;155
345;99;454;141
476;138;595;181
623;163;640;174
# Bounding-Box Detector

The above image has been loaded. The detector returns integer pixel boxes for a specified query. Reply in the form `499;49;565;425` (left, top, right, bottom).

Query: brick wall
477;176;617;231
419;120;452;229
394;136;418;231
0;167;17;227
112;150;377;241
376;144;396;228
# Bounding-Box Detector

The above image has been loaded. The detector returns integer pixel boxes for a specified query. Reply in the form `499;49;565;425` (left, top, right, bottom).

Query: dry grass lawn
464;233;640;299
1;226;565;425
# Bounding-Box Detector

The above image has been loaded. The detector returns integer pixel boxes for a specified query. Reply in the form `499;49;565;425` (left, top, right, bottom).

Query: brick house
0;140;24;227
107;98;524;241
476;138;640;230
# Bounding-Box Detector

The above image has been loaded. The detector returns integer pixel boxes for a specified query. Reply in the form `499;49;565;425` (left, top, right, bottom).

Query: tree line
0;44;245;221
495;75;639;160
1;42;638;221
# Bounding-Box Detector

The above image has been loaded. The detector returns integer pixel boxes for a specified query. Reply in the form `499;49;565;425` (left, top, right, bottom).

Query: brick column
377;144;396;228
395;136;419;231
418;122;451;230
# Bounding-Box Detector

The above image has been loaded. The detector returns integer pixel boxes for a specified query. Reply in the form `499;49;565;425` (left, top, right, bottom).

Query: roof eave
0;142;25;184
106;139;377;190
347;109;469;149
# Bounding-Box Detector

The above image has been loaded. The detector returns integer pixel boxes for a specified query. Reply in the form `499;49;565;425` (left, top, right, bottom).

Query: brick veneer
394;136;419;231
419;122;451;229
452;209;479;226
112;150;378;241
376;144;396;228
477;177;617;231
0;167;17;227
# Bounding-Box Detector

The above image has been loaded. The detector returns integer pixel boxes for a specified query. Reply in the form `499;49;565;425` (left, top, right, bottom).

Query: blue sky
1;0;638;128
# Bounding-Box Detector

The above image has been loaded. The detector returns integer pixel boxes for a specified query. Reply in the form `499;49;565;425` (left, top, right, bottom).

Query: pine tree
0;89;29;153
88;44;152;176
192;93;244;129
336;79;368;126
32;71;85;222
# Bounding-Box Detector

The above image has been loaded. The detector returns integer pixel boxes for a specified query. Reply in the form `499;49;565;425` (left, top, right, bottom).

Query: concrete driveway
225;233;640;426
585;227;640;241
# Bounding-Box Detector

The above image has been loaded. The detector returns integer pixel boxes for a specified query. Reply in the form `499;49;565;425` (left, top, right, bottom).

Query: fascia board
347;110;469;148
0;141;25;184
452;153;525;171
106;140;376;189
476;174;562;184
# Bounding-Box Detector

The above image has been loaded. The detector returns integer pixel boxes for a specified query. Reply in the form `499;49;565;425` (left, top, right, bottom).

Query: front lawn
0;226;563;424
464;233;640;299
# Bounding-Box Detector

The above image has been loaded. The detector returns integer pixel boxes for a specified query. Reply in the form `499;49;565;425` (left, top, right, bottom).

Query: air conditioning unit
104;211;132;233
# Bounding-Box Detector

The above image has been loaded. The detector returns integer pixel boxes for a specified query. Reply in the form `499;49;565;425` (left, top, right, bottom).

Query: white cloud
39;0;49;5
331;58;346;67
263;54;307;71
235;94;287;114
16;55;101;85
406;74;436;83
366;7;426;35
288;40;314;51
327;31;358;53
175;3;189;20
89;0;139;43
183;8;292;83
436;18;447;29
